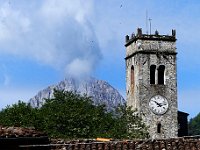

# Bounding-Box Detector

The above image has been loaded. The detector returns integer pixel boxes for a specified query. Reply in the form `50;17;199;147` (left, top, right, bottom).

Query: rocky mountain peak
29;77;125;111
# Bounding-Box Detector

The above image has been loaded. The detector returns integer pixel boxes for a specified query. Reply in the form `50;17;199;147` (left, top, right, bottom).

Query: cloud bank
0;0;102;78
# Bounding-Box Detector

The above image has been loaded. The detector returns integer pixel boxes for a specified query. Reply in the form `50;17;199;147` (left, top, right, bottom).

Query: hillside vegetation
0;90;149;139
189;113;200;136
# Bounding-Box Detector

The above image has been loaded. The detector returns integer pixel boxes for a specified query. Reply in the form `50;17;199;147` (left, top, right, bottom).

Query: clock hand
153;101;162;107
159;102;167;107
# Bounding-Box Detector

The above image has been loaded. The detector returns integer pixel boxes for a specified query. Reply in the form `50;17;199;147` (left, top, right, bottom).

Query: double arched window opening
150;65;165;85
150;65;156;84
158;65;165;85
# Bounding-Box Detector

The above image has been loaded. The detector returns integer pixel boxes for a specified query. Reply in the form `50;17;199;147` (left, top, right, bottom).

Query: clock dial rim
149;95;169;115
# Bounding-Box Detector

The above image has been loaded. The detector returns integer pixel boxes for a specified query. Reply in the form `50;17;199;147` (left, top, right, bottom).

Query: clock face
149;95;169;115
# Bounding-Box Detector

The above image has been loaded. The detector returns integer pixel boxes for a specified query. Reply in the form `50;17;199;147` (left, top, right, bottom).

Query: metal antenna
149;18;152;35
146;10;148;34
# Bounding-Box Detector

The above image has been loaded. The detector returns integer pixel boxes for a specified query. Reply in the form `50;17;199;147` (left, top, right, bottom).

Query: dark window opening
131;66;134;94
158;65;165;85
150;65;156;84
157;123;161;133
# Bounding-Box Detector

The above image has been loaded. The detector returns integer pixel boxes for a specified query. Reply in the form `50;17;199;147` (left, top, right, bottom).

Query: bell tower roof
125;28;176;47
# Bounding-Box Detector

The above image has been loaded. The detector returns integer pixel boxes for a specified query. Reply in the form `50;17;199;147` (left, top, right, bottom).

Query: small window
158;65;165;85
150;65;156;84
157;123;161;133
131;66;134;93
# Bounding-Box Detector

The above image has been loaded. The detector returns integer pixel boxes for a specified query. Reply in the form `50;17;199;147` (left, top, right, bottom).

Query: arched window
158;65;165;85
157;123;161;133
131;65;134;93
150;65;156;84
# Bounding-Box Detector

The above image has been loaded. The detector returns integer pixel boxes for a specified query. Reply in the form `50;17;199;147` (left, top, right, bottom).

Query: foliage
38;90;114;138
0;90;149;139
188;112;200;135
111;105;149;139
0;101;39;127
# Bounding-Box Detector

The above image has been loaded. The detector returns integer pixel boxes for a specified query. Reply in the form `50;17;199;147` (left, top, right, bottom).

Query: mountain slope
29;77;125;110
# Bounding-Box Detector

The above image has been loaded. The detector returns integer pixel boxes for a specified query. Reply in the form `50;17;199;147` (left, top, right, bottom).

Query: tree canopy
0;90;149;139
189;113;200;136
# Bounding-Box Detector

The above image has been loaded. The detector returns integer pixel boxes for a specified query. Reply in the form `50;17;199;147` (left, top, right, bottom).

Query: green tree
0;90;149;139
189;112;200;135
38;90;149;139
38;90;115;138
110;105;149;139
0;101;39;127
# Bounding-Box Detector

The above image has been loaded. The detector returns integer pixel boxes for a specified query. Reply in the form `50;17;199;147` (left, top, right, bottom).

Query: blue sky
0;0;199;118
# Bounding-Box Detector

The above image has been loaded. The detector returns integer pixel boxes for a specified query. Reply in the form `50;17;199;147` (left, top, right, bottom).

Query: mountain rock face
29;77;125;111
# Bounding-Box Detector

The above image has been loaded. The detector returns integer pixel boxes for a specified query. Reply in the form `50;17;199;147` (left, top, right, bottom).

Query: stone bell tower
125;28;178;139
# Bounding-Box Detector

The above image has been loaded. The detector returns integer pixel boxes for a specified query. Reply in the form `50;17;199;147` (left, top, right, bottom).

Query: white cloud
40;0;92;24
0;0;101;78
67;58;93;78
3;73;10;86
0;64;11;87
0;2;30;42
